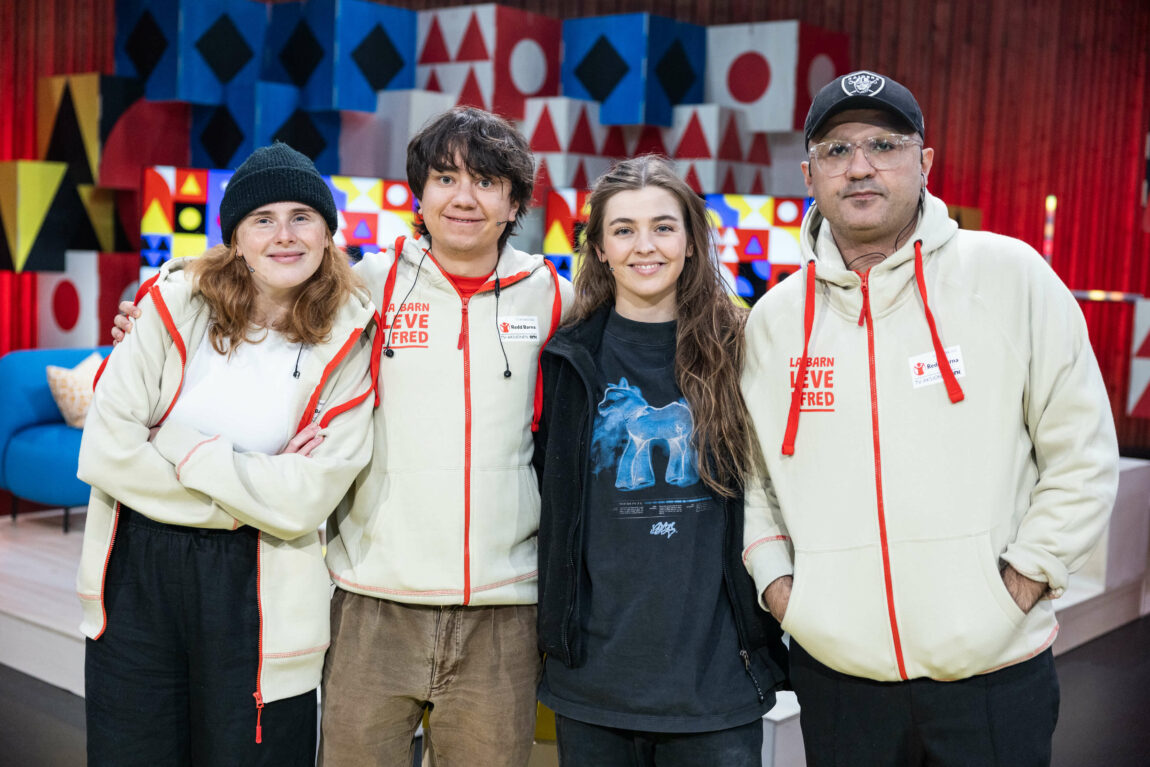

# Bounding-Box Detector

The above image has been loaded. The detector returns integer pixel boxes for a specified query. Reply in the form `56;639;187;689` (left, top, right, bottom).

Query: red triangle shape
721;166;738;194
633;125;667;157
684;164;703;194
1131;380;1150;417
600;126;629;158
569;108;598;155
530;105;563;152
533;159;553;207
419;16;451;64
747;133;771;165
674;113;712;159
571;160;589;190
1137;330;1150;358
750;170;765;195
456;67;486;109
456;12;490;62
425;69;442;92
719;114;744;162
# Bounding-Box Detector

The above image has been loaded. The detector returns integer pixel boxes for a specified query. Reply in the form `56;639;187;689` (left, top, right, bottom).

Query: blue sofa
0;346;112;532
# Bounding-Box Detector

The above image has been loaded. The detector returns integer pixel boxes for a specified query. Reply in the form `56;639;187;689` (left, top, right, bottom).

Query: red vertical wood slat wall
4;0;1150;449
0;0;115;356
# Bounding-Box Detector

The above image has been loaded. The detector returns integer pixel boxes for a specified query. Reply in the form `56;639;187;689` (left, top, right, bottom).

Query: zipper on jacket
253;534;266;742
721;501;766;704
94;503;123;639
739;649;766;704
859;272;908;680
459;297;473;605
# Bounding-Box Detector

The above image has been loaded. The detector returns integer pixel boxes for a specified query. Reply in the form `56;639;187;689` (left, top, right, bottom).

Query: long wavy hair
188;235;362;355
571;155;760;497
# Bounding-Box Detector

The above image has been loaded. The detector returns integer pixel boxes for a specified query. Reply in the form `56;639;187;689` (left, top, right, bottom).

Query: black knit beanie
219;143;339;245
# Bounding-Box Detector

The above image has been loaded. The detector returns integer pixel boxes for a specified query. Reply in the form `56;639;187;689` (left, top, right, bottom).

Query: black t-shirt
538;310;770;732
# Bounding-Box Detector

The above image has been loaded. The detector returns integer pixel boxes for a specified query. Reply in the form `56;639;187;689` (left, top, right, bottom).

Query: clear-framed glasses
808;133;923;177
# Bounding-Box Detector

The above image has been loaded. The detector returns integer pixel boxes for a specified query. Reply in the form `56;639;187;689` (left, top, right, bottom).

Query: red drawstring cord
781;243;963;456
913;241;965;403
781;260;816;455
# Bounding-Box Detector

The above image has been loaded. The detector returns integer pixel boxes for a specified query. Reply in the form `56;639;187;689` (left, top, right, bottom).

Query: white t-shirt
166;328;308;455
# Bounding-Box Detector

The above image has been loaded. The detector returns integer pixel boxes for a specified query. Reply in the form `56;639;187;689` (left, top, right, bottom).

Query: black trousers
85;509;317;767
554;714;763;767
790;641;1059;767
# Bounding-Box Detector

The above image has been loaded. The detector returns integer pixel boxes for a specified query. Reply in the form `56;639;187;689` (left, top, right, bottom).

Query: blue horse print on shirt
592;377;699;490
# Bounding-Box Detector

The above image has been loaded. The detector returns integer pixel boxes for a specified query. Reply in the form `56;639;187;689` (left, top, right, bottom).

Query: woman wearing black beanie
77;143;377;766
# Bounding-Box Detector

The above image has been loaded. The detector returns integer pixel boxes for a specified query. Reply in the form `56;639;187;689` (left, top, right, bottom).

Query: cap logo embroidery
842;72;885;96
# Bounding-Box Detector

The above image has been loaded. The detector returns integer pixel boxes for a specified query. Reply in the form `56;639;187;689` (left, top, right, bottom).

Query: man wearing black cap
739;70;1119;765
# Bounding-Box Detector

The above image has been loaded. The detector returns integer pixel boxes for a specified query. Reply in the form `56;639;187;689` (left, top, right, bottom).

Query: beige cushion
46;352;104;428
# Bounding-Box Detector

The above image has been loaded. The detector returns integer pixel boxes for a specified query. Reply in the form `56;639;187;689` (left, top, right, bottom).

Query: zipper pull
857;273;869;327
253;691;264;744
739;649;766;703
458;301;468;350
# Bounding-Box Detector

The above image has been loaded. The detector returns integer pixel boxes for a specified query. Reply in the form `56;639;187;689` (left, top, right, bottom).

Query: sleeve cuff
1000;542;1068;598
743;536;794;612
151;420;214;469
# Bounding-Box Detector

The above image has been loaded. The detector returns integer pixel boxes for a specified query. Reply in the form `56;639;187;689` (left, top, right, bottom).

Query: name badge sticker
498;316;540;342
908;346;966;389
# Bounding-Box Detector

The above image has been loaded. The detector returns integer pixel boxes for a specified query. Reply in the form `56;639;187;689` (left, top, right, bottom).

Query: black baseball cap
804;70;925;146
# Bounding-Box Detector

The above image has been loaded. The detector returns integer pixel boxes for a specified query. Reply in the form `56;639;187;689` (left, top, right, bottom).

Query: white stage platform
3;458;1149;767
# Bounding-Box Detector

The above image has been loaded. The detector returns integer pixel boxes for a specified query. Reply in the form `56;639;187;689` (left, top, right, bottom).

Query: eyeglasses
808;133;923;177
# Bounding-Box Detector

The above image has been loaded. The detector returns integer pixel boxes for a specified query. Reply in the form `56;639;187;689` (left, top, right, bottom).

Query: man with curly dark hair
320;107;572;766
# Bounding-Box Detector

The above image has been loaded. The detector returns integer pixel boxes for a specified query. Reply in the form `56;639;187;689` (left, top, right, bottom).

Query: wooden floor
0;509;86;696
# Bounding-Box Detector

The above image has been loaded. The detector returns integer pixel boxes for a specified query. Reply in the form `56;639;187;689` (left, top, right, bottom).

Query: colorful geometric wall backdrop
191;80;341;173
0;160;108;273
542;188;593;282
339;89;457;181
140;165;417;267
34;251;139;347
1129;298;1150;418
705;194;809;298
705;20;850;132
263;0;416;113
416;4;562;120
542;188;810;303
561;14;705;127
115;0;266;105
37;250;99;347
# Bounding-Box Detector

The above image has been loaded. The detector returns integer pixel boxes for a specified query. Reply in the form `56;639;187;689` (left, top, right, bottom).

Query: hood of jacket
799;191;959;317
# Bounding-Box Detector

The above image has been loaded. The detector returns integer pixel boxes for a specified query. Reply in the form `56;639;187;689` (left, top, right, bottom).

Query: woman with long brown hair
534;155;788;765
76;143;377;766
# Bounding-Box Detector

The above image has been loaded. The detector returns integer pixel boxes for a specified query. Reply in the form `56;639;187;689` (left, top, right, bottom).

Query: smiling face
417;152;519;276
596;186;689;322
803;108;933;269
234;201;328;315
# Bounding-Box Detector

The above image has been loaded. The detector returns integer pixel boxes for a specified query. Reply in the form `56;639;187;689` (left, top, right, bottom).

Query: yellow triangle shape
35;75;67;159
759;198;774;223
14;162;68;271
179;173;203;198
543;220;573;255
142;197;174;235
330;176;357;200
361;179;383;208
71;74;103;182
0;163;19;261
78;184;116;252
726;194;752;224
